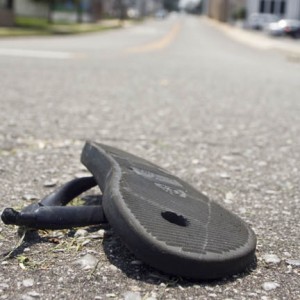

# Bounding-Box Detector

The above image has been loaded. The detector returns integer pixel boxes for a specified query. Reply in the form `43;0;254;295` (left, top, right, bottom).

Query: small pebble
89;229;105;239
74;229;88;238
75;254;98;270
27;291;40;298
218;172;230;179
262;254;281;264
222;155;235;161
224;192;234;204
195;167;207;174
109;265;118;272
21;295;35;300
238;207;247;214
43;179;57;187
0;283;9;289
123;291;141;300
286;259;300;267
81;239;91;246
23;278;34;287
22;194;38;201
257;161;267;167
97;229;105;237
265;190;278;195
145;296;157;300
262;281;280;291
129;286;141;292
192;159;200;165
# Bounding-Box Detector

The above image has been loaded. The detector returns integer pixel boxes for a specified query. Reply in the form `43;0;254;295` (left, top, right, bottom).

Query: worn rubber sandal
81;141;256;280
1;142;256;279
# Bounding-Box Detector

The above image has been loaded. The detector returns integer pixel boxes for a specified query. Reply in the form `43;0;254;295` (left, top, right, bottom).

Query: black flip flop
1;141;256;280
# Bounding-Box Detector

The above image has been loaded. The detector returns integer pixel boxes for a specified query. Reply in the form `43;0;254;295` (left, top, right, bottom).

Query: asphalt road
0;15;299;300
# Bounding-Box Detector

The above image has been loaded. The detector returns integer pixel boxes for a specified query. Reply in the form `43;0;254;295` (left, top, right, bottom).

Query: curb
202;17;300;56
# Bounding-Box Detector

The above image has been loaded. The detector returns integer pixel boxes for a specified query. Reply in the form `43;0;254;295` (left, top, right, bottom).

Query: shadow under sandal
1;141;256;280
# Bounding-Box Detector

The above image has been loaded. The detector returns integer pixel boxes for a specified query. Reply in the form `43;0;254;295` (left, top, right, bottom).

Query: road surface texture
0;15;299;300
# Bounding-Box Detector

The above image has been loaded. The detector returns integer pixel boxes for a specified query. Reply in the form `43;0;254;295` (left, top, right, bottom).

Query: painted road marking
127;22;181;54
0;48;77;59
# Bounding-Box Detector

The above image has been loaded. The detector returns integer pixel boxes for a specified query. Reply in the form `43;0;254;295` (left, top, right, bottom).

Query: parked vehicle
155;9;168;19
247;13;279;30
265;19;300;38
264;21;285;36
280;19;300;38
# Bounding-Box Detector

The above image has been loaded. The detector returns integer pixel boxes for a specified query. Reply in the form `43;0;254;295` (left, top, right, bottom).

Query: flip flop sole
81;141;256;280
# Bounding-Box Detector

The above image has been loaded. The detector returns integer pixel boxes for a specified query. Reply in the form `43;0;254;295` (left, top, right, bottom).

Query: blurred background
1;0;300;38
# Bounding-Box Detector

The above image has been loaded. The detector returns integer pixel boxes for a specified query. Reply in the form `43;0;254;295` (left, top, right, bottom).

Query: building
0;0;14;26
246;0;300;20
205;0;246;22
207;0;229;21
15;0;48;19
105;0;163;19
0;0;163;27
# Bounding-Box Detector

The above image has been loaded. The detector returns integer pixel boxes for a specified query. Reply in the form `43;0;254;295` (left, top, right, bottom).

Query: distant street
0;15;299;300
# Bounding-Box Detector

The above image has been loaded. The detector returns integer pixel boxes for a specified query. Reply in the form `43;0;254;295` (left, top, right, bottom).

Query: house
246;0;300;20
0;0;14;26
11;0;126;23
205;0;246;22
104;0;163;19
15;0;48;19
0;0;163;27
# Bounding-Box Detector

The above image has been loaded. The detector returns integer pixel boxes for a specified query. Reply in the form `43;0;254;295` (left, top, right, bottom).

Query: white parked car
264;21;285;36
265;19;300;38
247;13;280;30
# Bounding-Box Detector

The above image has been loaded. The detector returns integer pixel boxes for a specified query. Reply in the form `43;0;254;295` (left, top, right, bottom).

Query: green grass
0;27;48;37
15;16;49;29
0;16;124;37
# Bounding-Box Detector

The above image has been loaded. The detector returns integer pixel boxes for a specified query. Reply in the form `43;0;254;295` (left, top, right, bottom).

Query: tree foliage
163;0;179;11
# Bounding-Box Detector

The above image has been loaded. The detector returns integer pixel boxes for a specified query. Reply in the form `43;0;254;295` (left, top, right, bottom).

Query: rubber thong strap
1;177;107;229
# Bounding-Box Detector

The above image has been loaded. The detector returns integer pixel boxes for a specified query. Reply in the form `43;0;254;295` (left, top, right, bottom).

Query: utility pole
76;0;83;23
115;0;126;24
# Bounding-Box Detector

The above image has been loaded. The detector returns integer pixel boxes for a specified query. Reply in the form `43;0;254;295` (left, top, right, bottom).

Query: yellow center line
127;22;182;54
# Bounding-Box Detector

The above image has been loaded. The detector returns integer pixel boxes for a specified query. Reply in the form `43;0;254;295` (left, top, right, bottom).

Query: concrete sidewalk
203;17;300;56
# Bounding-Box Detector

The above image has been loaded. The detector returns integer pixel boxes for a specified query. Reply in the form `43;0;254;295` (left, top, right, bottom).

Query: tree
0;0;15;27
75;0;83;23
114;0;126;23
33;0;55;23
6;0;14;9
163;0;179;11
